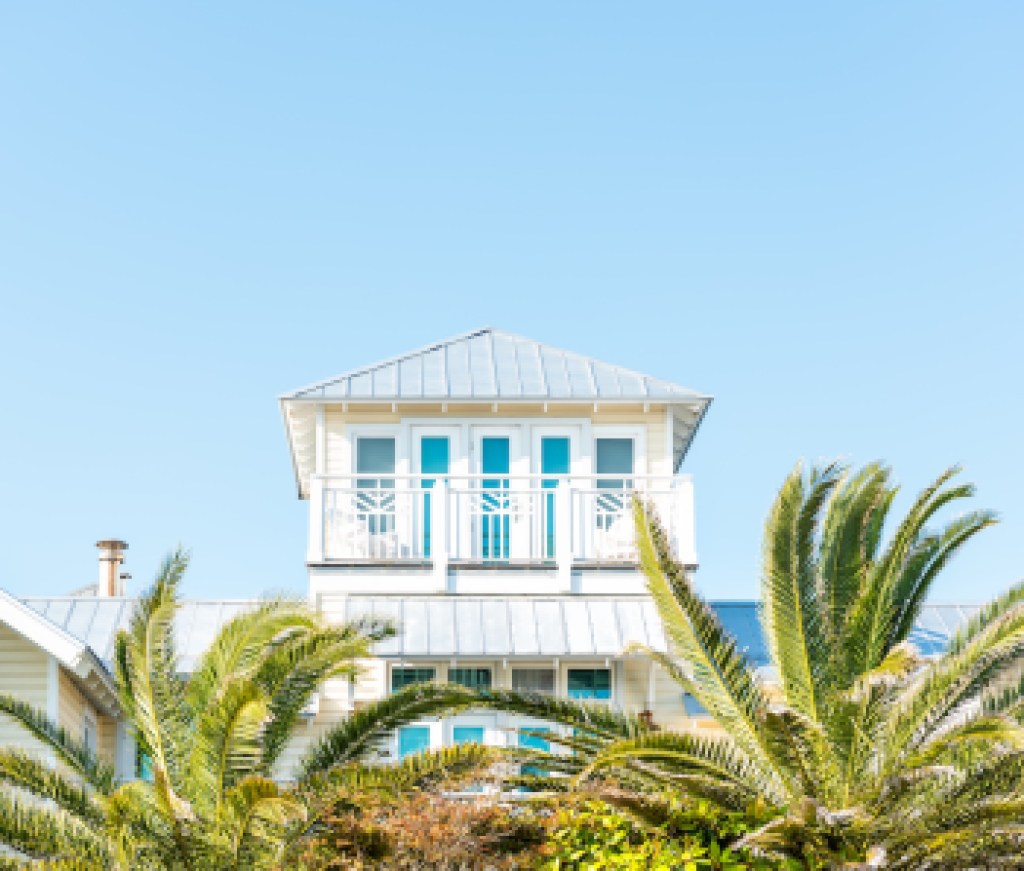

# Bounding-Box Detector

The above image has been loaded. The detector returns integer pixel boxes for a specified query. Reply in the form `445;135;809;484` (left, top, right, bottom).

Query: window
391;667;436;693
448;667;492;690
567;668;611;701
399;726;431;759
519;726;551;779
136;746;154;782
595;438;634;529
452;726;485;746
356;437;396;538
511;669;555;695
82;713;96;756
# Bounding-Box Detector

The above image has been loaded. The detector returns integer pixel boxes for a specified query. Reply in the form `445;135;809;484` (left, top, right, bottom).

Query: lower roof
19;595;978;671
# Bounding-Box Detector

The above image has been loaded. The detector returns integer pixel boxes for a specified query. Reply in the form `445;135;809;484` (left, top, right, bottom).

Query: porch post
432;480;449;588
555;480;573;588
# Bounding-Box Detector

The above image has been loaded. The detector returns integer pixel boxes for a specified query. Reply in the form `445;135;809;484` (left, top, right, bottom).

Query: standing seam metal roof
18;596;978;671
280;327;712;403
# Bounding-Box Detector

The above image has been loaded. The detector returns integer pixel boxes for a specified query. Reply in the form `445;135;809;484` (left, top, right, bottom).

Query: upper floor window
356;437;396;483
595;438;634;484
567;668;611;700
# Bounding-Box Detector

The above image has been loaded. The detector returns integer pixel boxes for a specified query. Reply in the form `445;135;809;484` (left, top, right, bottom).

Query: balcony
307;474;696;575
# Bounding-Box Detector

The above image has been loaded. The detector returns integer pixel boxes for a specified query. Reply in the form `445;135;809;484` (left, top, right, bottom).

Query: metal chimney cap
96;540;129;550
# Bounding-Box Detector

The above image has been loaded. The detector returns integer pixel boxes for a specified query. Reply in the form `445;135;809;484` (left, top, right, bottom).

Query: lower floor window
398;726;432;758
567;668;611;700
511;668;555;695
448;667;492;690
452;726;485;745
392;667;436;693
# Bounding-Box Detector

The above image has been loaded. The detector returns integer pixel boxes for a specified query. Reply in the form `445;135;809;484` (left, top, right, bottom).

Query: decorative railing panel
312;474;695;568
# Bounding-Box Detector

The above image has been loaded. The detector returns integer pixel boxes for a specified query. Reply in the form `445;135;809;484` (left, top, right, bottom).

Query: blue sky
0;3;1021;602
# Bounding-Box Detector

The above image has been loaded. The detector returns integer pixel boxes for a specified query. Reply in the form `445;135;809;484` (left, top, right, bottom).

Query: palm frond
0;790;110;866
255;623;387;769
633;499;776;782
0;749;104;825
761;461;841;720
0;695;114;792
119;548;192;799
298;683;478;781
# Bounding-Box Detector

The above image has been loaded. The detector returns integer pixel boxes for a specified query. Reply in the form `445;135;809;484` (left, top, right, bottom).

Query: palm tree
0;550;487;870
303;461;1024;867
569;462;1024;866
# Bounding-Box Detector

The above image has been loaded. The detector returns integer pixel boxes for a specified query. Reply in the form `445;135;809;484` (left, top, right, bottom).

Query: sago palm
0;549;486;870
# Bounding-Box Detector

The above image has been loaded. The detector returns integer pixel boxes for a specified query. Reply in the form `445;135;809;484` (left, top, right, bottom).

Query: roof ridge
281;326;710;401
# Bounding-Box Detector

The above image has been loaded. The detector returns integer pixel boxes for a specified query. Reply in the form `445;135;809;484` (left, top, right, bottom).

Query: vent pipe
96;539;128;597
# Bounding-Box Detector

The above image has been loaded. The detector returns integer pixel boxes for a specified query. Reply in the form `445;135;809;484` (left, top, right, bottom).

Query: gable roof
281;327;711;404
0;590;119;715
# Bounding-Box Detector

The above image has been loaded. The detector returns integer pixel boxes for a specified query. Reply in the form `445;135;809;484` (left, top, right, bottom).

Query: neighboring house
0;540;258;779
0;327;982;778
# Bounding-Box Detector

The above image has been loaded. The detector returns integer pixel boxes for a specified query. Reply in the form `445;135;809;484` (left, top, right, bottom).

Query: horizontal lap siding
323;405;672;476
0;624;52;758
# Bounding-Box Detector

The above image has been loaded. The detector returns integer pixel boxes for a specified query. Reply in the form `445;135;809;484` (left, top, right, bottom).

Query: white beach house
277;327;714;762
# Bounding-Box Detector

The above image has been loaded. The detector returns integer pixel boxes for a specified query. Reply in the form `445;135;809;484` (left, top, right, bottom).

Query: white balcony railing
309;474;696;573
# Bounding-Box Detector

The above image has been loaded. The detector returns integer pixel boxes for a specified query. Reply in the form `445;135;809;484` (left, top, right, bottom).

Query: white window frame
82;711;97;757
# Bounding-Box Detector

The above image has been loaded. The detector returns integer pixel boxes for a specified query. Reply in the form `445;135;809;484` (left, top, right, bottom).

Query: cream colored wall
0;624;52;758
56;670;115;764
322;403;672;477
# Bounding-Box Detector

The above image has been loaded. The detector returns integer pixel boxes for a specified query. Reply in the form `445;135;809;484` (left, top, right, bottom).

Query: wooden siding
0;624;52;758
322;404;672;476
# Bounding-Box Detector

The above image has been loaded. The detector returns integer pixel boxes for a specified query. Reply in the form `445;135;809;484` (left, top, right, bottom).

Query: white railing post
674;476;697;567
308;476;325;562
556;480;573;587
432;480;449;586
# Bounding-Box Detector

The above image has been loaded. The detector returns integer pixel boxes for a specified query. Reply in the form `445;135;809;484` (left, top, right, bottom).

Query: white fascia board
0;590;119;713
0;589;85;667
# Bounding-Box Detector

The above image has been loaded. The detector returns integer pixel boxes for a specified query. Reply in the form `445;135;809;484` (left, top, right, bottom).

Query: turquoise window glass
453;726;485;746
518;727;550;753
391;667;436;693
449;667;492;690
567;668;611;700
420;437;450;557
399;726;431;759
136;748;154;782
519;727;551;779
541;437;570;558
481;437;510;559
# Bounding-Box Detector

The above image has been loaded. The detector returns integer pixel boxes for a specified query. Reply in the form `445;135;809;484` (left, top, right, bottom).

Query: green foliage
476;461;1024;866
0;548;394;870
539;799;775;870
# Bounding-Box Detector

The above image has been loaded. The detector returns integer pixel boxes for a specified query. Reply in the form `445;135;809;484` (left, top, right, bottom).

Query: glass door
355;437;396;557
540;437;570;559
419;436;450;558
480;436;511;559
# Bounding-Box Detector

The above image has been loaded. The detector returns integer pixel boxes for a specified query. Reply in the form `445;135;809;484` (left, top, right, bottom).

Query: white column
674;476;697;567
432;480;449;589
308;476;325;562
555;480;573;590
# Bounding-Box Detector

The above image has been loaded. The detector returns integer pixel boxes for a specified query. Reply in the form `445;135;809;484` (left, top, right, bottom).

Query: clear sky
0;3;1021;603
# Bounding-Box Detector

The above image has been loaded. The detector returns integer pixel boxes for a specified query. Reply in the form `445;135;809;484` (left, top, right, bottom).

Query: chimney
96;540;128;597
